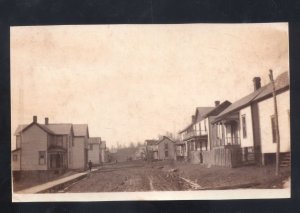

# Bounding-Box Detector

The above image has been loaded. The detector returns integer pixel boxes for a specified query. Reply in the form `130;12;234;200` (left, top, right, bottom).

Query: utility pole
269;69;280;176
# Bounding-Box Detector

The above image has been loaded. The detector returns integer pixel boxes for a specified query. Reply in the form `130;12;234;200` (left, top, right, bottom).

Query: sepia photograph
10;23;290;202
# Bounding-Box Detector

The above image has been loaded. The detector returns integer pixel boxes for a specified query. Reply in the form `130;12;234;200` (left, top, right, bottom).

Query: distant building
134;146;146;160
156;136;176;160
88;137;101;165
145;140;159;160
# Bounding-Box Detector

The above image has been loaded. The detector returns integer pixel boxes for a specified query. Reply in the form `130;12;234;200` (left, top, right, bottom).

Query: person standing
88;160;93;172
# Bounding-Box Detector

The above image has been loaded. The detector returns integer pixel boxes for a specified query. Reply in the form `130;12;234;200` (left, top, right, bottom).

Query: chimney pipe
33;116;37;123
253;77;261;91
215;101;220;107
45;117;49;125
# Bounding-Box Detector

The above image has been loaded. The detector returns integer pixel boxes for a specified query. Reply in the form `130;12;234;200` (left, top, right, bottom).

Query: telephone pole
269;69;280;176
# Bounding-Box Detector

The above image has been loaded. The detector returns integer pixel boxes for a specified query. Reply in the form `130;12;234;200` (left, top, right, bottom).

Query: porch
47;147;68;171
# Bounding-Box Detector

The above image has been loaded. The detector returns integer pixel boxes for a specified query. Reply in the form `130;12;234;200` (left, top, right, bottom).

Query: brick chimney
45;117;49;125
253;77;261;91
33;115;37;123
215;101;220;107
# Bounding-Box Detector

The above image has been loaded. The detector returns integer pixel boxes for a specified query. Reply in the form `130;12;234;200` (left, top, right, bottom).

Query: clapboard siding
20;124;48;170
88;144;100;164
71;137;85;169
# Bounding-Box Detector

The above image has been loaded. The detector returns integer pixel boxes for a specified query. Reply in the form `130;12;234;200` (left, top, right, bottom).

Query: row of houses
12;116;109;173
144;71;290;168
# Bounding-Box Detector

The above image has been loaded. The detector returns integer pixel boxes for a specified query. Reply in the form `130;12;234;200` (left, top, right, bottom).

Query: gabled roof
195;107;214;122
202;101;232;118
88;137;101;144
145;140;158;146
45;124;72;135
214;72;289;122
14;122;55;135
156;136;175;144
73;124;89;137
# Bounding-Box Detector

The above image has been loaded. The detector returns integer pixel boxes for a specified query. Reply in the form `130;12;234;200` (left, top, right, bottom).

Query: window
165;151;168;157
39;151;46;165
90;144;93;150
204;120;207;132
13;154;18;161
165;143;168;149
271;115;277;143
241;115;247;138
56;136;63;147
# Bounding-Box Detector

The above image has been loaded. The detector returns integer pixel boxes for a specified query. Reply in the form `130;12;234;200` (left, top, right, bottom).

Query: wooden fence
202;145;242;168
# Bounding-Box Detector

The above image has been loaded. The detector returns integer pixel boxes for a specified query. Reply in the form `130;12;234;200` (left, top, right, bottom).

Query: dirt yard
64;160;290;192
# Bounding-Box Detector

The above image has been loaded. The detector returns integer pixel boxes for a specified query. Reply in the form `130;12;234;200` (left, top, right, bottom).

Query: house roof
202;101;232;118
156;136;175;144
88;137;101;144
178;107;214;134
45;124;72;135
73;124;89;137
214;72;289;123
145;140;158;146
14;123;56;135
12;148;21;152
15;122;92;136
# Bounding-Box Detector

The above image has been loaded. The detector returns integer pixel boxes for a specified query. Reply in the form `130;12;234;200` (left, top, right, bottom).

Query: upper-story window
165;143;168;149
241;115;247;138
89;144;93;150
56;136;63;147
204;120;207;132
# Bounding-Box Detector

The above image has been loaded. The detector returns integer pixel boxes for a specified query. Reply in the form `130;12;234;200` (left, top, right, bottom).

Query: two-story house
12;116;90;172
212;72;290;167
156;136;175;160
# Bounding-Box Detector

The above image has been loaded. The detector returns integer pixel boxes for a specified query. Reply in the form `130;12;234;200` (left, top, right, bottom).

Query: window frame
39;151;46;165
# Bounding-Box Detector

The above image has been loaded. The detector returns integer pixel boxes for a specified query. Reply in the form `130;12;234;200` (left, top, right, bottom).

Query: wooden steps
280;152;291;167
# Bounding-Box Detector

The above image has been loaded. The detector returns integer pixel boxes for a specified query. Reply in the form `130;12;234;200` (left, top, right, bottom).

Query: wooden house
88;137;101;165
156;136;176;160
12;116;90;172
13;116;73;171
71;124;89;170
212;72;290;167
145;140;159;160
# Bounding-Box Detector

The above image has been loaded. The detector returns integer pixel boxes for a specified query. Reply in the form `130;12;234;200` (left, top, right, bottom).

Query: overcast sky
11;23;288;149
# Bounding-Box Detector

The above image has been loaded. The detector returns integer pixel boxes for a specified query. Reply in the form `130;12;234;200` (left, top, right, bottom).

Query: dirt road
65;161;192;192
64;160;290;193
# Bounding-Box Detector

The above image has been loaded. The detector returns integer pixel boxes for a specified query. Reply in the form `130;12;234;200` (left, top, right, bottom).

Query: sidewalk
16;168;98;194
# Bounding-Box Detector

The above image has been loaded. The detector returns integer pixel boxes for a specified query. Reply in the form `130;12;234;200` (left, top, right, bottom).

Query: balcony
182;130;208;141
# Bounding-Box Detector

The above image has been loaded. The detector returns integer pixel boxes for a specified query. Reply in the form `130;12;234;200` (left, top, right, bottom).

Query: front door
50;154;62;169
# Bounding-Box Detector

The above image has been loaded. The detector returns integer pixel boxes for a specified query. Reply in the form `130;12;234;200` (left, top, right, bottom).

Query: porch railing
183;130;208;141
